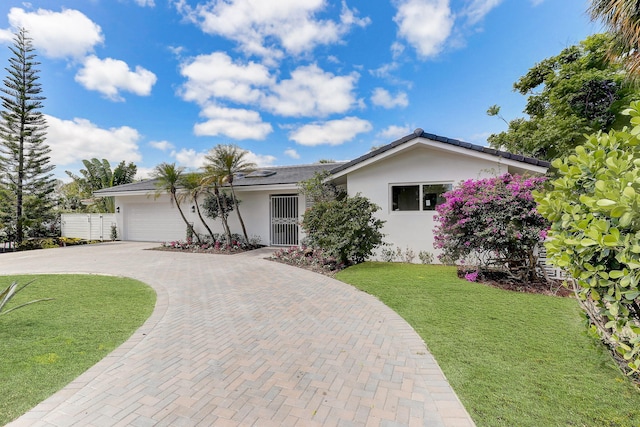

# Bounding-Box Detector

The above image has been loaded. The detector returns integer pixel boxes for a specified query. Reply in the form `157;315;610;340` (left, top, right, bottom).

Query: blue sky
0;0;600;179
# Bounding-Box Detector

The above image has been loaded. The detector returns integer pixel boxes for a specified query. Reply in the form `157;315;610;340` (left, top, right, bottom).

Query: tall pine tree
0;28;55;244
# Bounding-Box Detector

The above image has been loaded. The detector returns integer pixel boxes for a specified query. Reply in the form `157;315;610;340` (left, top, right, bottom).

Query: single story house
94;128;549;256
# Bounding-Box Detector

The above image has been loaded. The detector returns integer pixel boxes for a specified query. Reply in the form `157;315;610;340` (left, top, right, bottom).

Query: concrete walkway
1;242;475;427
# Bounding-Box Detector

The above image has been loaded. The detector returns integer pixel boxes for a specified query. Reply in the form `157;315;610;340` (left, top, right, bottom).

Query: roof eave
330;132;549;179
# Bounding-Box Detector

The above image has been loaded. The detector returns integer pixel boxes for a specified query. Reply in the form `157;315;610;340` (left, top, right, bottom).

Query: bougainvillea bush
433;173;548;281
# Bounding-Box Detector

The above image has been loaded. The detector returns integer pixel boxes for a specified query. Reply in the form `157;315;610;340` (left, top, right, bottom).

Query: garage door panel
124;202;186;242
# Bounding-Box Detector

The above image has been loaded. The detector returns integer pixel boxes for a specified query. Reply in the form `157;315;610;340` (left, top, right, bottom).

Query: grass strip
0;274;156;425
337;262;640;427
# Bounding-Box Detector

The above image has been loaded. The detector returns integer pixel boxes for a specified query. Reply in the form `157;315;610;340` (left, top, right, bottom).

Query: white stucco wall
230;188;306;246
115;189;306;245
344;145;507;260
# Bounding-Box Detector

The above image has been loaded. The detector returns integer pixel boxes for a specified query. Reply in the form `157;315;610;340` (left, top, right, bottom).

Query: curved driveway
2;242;474;427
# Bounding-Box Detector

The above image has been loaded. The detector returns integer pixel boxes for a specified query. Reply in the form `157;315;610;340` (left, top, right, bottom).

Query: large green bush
535;101;640;379
301;194;385;265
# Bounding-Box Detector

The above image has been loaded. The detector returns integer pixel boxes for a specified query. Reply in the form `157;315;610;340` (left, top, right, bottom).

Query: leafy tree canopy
65;158;137;212
488;33;639;161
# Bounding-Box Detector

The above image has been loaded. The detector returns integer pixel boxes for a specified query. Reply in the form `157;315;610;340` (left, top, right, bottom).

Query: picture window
391;183;452;211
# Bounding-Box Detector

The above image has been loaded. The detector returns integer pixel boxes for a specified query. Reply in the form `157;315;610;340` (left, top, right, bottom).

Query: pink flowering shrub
464;270;479;282
434;173;548;280
161;236;251;253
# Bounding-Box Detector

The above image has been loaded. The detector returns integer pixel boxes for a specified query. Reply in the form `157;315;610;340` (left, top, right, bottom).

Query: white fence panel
61;213;117;241
536;244;568;280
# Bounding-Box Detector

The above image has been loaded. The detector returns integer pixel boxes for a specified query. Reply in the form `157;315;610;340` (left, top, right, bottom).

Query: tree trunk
230;184;249;245
214;186;232;244
195;198;216;242
173;191;201;244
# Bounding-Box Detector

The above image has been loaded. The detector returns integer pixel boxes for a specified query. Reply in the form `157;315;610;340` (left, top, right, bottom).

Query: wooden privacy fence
61;213;117;241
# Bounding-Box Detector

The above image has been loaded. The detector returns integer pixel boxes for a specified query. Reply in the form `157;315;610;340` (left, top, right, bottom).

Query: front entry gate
270;194;299;246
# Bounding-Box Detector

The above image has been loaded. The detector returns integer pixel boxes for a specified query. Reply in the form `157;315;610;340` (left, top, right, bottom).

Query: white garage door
124;202;187;242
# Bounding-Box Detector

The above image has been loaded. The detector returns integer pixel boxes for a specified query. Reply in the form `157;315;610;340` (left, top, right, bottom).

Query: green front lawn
0;274;156;425
337;263;640;427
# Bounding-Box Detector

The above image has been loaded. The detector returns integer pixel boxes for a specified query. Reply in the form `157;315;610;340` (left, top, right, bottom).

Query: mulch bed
457;268;573;297
266;257;343;277
148;245;261;255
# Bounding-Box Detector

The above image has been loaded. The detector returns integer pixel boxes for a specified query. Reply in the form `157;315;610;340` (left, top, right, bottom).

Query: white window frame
389;182;453;213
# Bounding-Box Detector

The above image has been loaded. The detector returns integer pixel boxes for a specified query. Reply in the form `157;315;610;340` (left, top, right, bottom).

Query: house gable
330;129;549;182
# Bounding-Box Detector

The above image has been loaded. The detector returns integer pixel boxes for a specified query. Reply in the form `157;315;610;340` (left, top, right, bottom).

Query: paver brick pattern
1;242;475;427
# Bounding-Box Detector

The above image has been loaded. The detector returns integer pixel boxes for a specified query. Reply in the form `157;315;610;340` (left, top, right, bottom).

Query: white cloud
370;61;400;79
289;116;372;146
3;7;103;59
284;148;300;159
194;104;273;140
0;29;13;43
393;0;453;59
180;55;358;118
179;52;272;105
463;0;503;25
371;88;408;109
177;147;276;168
378;125;412;141
135;167;155;180
391;42;405;59
149;140;175;151
243;151;277;167
75;55;157;101
179;57;360;135
179;0;369;60
135;0;156;6
264;64;359;117
45;115;142;166
171;148;207;169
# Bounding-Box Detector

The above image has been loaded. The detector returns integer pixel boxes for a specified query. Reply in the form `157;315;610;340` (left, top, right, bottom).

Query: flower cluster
161;238;250;253
270;246;345;273
434;173;548;278
464;270;479;282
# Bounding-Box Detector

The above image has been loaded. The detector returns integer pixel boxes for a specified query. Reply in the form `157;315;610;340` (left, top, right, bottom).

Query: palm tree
200;166;233;244
590;1;640;75
180;172;216;242
203;145;256;244
66;158;137;212
152;162;201;243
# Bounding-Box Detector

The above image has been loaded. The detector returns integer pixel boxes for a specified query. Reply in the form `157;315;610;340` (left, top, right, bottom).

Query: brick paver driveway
1;242;474;426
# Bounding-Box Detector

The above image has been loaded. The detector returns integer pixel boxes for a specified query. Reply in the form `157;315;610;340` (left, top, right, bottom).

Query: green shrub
59;237;85;246
535;101;640;379
302;194;385;265
418;250;434;264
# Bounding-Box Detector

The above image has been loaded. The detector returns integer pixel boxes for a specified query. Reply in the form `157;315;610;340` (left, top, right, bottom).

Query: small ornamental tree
433;173;548;280
301;194;385;265
202;191;235;230
534;101;640;379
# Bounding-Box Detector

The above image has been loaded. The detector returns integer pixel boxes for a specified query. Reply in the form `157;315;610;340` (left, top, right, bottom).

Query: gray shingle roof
330;128;550;175
93;162;346;195
233;162;345;186
95;129;548;197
